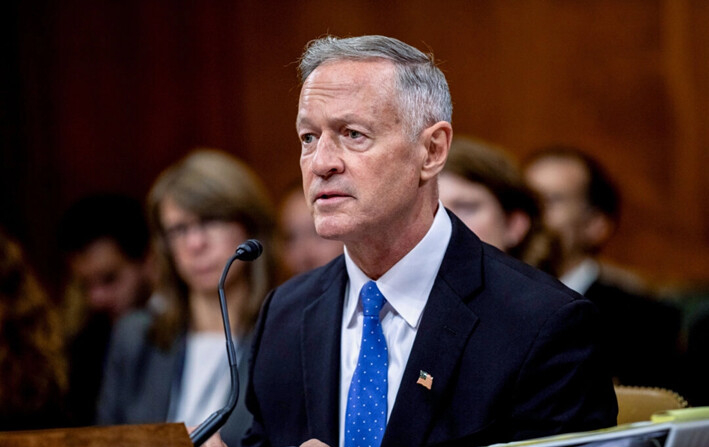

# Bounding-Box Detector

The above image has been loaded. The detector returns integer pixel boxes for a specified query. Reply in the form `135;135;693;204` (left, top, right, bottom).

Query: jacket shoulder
268;255;347;309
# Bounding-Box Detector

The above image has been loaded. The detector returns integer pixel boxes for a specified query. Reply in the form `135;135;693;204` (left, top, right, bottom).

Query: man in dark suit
243;35;617;447
524;146;681;389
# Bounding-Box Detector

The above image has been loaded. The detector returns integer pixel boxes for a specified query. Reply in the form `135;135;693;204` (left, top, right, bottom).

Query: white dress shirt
560;258;600;295
338;203;452;447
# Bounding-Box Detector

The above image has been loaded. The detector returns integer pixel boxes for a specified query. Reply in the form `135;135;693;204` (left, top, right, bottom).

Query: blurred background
2;0;708;299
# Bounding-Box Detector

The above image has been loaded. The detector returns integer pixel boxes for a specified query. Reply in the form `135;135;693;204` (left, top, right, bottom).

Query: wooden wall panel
2;0;707;292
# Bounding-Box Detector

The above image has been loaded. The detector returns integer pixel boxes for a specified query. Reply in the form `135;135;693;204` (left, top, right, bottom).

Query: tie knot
360;281;386;316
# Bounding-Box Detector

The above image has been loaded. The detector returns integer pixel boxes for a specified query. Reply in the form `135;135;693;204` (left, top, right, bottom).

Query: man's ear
420;121;452;182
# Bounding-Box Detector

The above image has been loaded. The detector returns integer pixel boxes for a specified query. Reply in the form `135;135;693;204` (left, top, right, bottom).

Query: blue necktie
344;281;388;447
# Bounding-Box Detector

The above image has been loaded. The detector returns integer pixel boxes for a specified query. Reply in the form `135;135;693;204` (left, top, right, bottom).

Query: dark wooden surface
0;423;192;447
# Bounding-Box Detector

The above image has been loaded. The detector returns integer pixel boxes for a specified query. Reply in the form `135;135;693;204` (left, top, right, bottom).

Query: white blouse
170;332;232;426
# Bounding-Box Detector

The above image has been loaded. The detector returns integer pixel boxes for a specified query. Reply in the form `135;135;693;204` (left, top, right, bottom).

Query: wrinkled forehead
300;59;397;98
296;60;401;125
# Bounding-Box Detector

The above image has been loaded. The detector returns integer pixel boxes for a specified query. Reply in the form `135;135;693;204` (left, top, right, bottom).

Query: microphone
189;239;264;446
234;238;263;261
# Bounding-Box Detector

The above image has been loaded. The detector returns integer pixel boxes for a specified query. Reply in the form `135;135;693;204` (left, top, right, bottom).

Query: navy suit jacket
244;211;617;447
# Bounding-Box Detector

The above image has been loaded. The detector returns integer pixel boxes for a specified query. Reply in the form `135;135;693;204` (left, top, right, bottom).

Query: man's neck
559;257;600;295
558;253;591;278
346;199;438;280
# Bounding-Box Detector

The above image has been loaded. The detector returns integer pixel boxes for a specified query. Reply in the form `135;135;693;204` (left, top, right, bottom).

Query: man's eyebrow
338;113;369;124
296;113;374;130
295;115;312;130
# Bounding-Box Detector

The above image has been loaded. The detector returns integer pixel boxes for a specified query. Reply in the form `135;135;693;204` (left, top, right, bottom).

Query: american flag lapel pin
416;370;433;390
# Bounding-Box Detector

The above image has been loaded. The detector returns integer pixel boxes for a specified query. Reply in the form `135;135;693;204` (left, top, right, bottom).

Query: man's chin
314;220;349;241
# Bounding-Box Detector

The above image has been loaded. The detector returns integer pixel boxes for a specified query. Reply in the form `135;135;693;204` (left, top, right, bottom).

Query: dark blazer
65;311;113;426
96;309;253;447
244;212;617;447
584;280;681;389
684;303;709;406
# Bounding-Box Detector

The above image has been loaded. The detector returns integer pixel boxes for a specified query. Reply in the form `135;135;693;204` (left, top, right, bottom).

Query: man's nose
87;284;112;308
310;134;344;178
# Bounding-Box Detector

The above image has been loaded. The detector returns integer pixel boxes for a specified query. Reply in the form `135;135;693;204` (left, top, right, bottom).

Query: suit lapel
383;212;484;447
136;333;186;422
302;260;348;446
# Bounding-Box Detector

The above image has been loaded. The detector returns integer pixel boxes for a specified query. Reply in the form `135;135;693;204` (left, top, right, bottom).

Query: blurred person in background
0;229;68;430
439;136;560;275
58;193;155;426
523;145;681;389
277;182;343;279
97;149;276;447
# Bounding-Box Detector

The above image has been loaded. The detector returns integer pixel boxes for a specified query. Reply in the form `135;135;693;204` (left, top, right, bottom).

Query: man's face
70;238;150;319
524;157;593;257
297;59;425;244
439;172;516;251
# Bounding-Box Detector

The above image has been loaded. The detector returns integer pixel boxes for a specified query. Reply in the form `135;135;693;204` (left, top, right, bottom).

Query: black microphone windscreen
234;239;263;261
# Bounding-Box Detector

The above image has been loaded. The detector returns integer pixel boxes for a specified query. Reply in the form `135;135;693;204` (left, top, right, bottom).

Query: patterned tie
344;280;388;447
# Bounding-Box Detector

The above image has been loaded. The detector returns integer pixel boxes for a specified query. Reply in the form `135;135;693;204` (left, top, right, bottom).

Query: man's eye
347;130;363;139
301;134;315;144
99;272;118;286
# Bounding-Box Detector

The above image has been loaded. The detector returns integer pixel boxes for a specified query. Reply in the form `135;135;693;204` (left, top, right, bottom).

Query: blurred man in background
524;146;682;389
58;193;155;425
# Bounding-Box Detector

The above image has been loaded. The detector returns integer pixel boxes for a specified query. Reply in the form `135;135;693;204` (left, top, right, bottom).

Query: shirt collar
560;258;600;295
343;202;452;329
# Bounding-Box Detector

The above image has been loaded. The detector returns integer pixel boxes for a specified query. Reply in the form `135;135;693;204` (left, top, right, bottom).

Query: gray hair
298;35;453;139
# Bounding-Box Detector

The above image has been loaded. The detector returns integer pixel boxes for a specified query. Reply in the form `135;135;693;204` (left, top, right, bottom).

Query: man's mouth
317;192;344;200
315;192;350;204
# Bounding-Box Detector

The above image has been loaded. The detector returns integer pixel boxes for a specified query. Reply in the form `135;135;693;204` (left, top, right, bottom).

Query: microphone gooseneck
189;239;263;447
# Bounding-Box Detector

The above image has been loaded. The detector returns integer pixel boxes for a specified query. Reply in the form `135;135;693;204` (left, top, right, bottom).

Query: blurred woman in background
439;136;560;274
97;149;276;446
0;229;67;430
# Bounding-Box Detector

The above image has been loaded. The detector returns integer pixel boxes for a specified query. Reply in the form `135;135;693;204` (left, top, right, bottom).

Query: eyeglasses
163;217;233;246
